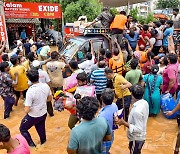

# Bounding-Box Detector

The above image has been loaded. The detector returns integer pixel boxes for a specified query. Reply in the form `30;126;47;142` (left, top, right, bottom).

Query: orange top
109;52;124;75
110;15;127;30
139;50;148;68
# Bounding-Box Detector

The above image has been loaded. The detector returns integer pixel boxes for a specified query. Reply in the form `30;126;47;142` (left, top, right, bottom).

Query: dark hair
76;72;87;82
168;53;177;64
129;30;135;38
166;20;173;27
101;88;114;105
86;52;92;60
130;58;139;69
114;48;119;56
150;29;158;37
151;65;159;74
99;56;105;61
98;60;106;68
105;67;113;74
2;54;9;61
100;48;106;56
120;11;126;16
0;62;9;72
27;69;39;83
154;21;161;28
127;15;132;19
103;6;109;12
51;51;59;59
69;60;78;70
143;24;149;31
130;84;144;99
163;56;168;66
160;19;166;25
27;52;35;62
16;49;21;56
106;50;112;59
173;8;179;13
0;124;10;142
147;52;155;60
10;56;19;65
76;96;99;120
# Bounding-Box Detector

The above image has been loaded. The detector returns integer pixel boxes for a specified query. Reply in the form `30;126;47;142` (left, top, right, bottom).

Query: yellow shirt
113;74;131;98
9;65;28;91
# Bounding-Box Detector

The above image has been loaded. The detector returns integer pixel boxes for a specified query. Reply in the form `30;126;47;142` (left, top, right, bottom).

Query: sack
63;74;78;91
74;85;96;98
160;93;178;119
54;90;76;114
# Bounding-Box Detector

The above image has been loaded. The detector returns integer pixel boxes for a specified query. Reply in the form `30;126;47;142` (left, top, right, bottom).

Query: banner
4;2;62;19
0;15;8;42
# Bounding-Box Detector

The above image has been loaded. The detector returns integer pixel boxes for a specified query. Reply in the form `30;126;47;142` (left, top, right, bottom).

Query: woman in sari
142;65;163;117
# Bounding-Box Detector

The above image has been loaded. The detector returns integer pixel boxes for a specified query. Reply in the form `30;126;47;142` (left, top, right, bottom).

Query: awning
99;0;150;7
6;18;40;24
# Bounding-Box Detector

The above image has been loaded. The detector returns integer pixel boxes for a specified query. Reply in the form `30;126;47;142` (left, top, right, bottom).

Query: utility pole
0;0;9;49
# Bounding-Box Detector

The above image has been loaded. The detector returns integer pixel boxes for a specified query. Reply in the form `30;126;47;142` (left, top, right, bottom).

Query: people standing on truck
87;7;113;28
110;11;127;50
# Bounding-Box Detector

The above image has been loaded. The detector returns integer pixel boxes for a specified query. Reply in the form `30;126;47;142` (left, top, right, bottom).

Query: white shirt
172;14;180;22
25;83;51;117
78;56;95;74
127;99;149;141
157;64;166;75
28;69;51;85
154;28;162;46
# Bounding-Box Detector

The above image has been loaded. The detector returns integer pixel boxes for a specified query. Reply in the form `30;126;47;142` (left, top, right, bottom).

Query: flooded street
0;98;178;154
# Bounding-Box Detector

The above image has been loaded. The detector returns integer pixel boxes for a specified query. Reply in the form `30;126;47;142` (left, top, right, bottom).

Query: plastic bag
63;74;78;91
160;93;178;119
74;85;96;98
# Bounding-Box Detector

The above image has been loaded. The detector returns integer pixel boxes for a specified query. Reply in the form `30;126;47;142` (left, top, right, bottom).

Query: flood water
0;46;178;154
0;98;178;154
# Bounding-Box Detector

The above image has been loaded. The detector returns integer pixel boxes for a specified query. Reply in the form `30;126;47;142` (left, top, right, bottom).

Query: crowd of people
0;7;179;154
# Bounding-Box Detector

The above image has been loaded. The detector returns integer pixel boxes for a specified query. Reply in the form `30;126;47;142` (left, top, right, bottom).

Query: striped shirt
90;68;107;94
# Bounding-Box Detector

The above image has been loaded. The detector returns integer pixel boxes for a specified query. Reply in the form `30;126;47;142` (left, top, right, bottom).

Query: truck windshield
62;39;84;57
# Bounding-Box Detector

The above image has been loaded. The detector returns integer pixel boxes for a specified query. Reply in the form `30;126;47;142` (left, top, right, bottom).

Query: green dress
143;74;163;115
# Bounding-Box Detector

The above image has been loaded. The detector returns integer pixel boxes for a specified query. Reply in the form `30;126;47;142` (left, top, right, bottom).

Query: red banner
0;15;8;42
4;2;62;19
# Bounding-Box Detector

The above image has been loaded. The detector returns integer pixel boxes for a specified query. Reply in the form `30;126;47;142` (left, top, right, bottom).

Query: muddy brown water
0;46;178;153
0;98;178;154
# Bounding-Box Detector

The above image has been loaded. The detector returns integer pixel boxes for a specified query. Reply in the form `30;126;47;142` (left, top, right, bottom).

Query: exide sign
4;2;62;19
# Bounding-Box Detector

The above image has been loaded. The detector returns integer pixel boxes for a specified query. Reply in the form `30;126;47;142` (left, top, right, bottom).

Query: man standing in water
115;84;149;154
19;69;52;147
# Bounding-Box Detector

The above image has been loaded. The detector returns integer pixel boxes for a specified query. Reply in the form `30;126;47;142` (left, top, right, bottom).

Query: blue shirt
125;32;139;51
90;68;107;94
20;31;26;40
24;43;31;55
163;27;173;47
98;103;118;131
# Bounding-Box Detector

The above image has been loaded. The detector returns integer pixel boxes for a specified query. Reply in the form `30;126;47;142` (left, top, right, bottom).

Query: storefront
6;18;40;46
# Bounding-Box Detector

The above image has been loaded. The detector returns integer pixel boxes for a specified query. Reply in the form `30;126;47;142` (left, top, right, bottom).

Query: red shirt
143;59;155;74
138;30;151;46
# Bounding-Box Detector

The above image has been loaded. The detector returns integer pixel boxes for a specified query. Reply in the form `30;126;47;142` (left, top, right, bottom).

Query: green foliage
129;7;138;20
137;16;145;25
64;0;102;23
60;0;78;12
145;12;156;24
110;8;119;16
156;0;180;9
136;12;157;25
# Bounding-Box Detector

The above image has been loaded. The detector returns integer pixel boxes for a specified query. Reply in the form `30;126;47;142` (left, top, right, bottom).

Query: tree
129;7;138;20
64;0;102;23
156;0;180;9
